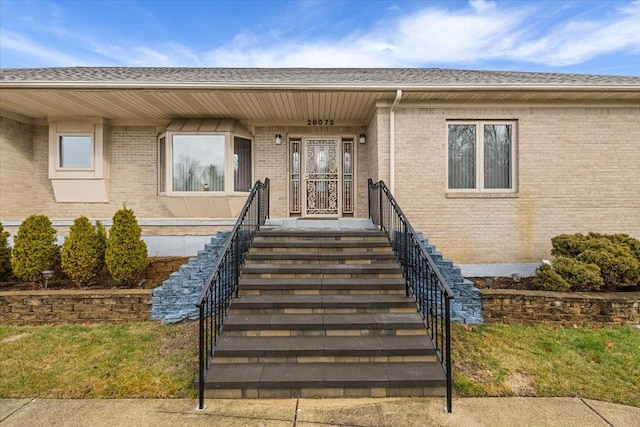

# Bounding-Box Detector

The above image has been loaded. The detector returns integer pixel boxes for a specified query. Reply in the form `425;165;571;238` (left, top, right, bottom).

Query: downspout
389;89;403;193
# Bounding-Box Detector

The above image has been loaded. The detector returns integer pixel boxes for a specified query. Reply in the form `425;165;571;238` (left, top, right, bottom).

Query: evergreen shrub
533;263;570;292
61;216;104;286
0;223;12;279
105;205;148;287
537;232;640;291
11;214;58;283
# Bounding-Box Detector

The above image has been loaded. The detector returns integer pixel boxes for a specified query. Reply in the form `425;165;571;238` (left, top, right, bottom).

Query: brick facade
389;106;640;264
1;103;639;263
0;117;34;219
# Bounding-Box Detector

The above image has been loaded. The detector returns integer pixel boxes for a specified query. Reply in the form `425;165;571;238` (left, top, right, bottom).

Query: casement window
447;121;516;192
158;132;253;194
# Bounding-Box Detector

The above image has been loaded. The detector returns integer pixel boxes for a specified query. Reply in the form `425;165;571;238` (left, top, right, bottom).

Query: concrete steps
201;228;446;398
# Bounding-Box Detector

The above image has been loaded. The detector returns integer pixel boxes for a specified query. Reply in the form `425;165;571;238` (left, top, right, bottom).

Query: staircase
200;227;447;398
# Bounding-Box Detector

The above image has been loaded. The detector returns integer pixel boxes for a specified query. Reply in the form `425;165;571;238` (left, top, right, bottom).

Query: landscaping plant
61;216;105;286
105;205;148;287
535;232;640;291
10;214;58;284
0;222;12;279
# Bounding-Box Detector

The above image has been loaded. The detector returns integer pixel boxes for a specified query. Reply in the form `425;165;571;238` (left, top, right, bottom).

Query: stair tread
239;277;406;285
204;362;446;389
246;252;396;259
251;240;391;248
255;230;386;237
231;294;416;308
242;264;402;272
223;312;425;330
215;335;435;356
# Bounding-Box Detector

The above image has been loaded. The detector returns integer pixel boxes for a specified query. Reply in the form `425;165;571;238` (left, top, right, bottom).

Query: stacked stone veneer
151;231;231;323
0;290;151;325
482;289;640;327
416;232;483;324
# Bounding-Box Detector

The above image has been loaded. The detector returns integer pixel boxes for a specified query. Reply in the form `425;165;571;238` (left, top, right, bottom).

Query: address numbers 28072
307;119;334;125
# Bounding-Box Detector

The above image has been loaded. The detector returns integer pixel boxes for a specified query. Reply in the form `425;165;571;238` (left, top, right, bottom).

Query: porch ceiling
1;87;639;124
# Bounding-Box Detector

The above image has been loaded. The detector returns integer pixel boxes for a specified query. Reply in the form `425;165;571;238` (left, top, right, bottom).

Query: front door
305;139;339;216
289;137;354;218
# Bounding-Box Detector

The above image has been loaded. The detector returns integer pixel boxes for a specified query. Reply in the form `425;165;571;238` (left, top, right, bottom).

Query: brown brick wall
0;289;152;325
482;289;640;327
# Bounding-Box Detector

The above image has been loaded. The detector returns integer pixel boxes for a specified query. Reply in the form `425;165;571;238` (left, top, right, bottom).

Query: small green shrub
550;233;589;258
61;216;104;286
552;256;603;291
0;223;12;279
105;205;148;287
577;245;640;288
533;263;570;292
11;214;58;283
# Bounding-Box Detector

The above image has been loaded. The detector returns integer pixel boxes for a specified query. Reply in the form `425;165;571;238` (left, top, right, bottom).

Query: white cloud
1;1;639;70
0;29;84;67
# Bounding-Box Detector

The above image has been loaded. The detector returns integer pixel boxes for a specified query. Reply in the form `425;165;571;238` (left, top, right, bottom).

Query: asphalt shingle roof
1;67;639;87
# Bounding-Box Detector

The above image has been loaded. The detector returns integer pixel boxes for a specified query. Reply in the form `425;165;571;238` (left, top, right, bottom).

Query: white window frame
158;131;254;195
446;120;517;193
57;134;94;171
48;119;108;180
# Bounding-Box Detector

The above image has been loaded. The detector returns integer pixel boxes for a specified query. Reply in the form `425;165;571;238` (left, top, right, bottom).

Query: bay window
447;121;516;192
158;131;253;194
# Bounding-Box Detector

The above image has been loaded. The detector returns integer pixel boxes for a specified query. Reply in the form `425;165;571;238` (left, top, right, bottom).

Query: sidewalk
1;397;638;427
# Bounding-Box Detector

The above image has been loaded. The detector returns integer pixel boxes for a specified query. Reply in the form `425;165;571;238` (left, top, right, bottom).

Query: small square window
59;135;92;169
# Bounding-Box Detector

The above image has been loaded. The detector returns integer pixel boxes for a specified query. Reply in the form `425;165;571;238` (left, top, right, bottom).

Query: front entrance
289;138;354;217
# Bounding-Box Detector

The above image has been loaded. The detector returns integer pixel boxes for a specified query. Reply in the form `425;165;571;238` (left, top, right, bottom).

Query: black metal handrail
368;179;454;413
195;178;269;410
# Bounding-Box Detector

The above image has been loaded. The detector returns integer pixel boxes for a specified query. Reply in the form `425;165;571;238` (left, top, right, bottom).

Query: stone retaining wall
0;289;152;325
481;289;640;327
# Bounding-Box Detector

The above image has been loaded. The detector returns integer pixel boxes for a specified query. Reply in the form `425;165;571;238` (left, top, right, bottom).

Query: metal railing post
198;304;205;410
445;295;452;413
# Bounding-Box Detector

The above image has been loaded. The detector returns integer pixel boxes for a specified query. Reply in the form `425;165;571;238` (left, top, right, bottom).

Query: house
1;68;639;266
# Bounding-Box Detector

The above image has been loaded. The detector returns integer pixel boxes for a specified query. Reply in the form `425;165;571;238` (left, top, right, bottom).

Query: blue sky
1;0;639;75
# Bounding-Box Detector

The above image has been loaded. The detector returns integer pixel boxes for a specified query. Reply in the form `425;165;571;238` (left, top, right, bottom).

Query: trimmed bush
105;206;148;287
533;263;570;292
550;233;589;258
11;214;58;283
61;216;104;286
546;232;640;290
577;245;640;288
552;256;603;291
0;223;12;279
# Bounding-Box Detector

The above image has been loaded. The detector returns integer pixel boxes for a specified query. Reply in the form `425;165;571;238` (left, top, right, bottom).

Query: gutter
389;89;402;194
1;82;639;92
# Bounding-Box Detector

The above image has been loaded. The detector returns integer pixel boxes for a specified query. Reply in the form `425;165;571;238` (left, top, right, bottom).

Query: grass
0;321;198;398
452;323;640;407
1;321;638;406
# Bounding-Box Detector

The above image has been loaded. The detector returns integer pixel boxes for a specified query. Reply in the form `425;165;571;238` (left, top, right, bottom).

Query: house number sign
307;119;335;125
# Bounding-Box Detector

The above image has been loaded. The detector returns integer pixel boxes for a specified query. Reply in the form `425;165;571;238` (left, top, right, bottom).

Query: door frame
288;135;356;218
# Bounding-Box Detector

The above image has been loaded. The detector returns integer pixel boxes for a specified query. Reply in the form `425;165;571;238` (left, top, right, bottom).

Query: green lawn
0;322;198;398
452;323;640;407
1;321;638;406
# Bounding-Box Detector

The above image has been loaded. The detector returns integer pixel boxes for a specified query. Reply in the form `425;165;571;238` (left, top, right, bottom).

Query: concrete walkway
1;397;638;427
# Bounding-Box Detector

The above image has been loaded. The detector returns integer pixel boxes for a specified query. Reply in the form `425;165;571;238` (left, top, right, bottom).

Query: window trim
47;118;108;181
446;120;517;194
158;131;254;196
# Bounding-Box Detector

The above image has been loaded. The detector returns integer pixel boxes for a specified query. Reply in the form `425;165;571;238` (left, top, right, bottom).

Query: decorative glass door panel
305;139;339;216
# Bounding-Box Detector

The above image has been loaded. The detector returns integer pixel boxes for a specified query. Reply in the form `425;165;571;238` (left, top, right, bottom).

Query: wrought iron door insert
305;139;339;216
